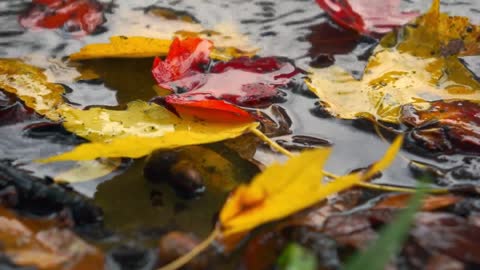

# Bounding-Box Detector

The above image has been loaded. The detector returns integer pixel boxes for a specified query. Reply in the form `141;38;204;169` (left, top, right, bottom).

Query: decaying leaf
0;206;103;269
307;0;480;123
69;36;255;61
19;0;105;36
374;193;461;211
219;136;403;236
40;101;258;161
315;0;419;35
401;100;480;153
0;59;65;121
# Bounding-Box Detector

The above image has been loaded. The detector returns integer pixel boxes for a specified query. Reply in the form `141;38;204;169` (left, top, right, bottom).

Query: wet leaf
53;159;123;183
40;100;258;161
0;206;103;269
315;0;419;35
219;136;403;237
19;0;105;36
307;0;480;123
344;186;425;270
70;36;173;61
401;101;480;153
0;59;65;121
152;37;299;121
276;243;317;270
411;212;480;265
374;193;461;211
69;36;255;61
162;94;254;123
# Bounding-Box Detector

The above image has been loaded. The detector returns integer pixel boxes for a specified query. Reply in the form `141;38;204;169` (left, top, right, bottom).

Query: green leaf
277;243;317;270
344;184;426;270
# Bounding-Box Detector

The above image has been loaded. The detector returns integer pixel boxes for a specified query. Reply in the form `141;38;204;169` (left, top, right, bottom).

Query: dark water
0;0;480;268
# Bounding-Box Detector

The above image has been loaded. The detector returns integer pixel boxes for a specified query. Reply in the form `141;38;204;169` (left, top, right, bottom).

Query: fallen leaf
401;101;480;153
40;100;258;161
374;193;461;211
151;37;212;92
69;36;255;61
307;0;480;123
0;59;65;121
151;37;299;121
315;0;419;35
0;206;103;269
344;187;425;270
163;94;255;123
411;212;480;265
53;159;123;184
19;0;105;36
70;36;173;61
219;136;403;236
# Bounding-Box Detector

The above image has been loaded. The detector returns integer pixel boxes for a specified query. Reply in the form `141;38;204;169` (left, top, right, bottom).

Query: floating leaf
41;101;258;161
307;0;480;123
151;37;299;121
152;37;212;91
70;36;173;61
163;94;254;123
315;0;419;35
19;0;105;36
219;136;403;236
401;100;480;153
69;36;254;61
0;59;65;121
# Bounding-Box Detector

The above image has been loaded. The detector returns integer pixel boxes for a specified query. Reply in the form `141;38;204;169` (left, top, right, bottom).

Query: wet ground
1;0;480;269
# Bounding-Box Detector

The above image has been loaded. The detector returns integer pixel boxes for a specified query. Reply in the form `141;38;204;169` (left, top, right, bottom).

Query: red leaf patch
152;37;300;122
19;0;105;36
315;0;419;36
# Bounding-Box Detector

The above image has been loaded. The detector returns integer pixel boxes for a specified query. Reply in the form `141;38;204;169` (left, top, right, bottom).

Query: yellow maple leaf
219;136;403;236
69;36;256;62
0;59;65;121
41;101;258;161
306;0;480;123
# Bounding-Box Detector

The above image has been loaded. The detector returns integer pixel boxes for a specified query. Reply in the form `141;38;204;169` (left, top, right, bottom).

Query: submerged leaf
219;136;403;236
316;0;419;35
401;100;480;153
41;101;258;161
53;159;123;183
0;206;103;269
307;1;480;123
19;0;105;36
0;59;65;121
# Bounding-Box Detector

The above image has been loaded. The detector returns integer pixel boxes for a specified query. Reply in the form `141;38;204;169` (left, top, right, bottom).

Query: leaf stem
251;128;447;194
157;226;221;270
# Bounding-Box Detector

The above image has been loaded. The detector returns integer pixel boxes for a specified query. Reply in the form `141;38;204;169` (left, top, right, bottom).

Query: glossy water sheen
0;0;480;264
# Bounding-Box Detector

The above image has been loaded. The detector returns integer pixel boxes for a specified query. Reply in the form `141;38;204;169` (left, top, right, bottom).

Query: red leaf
401;101;480;153
19;0;105;36
152;37;213;91
164;94;254;123
315;0;419;35
152;38;300;122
